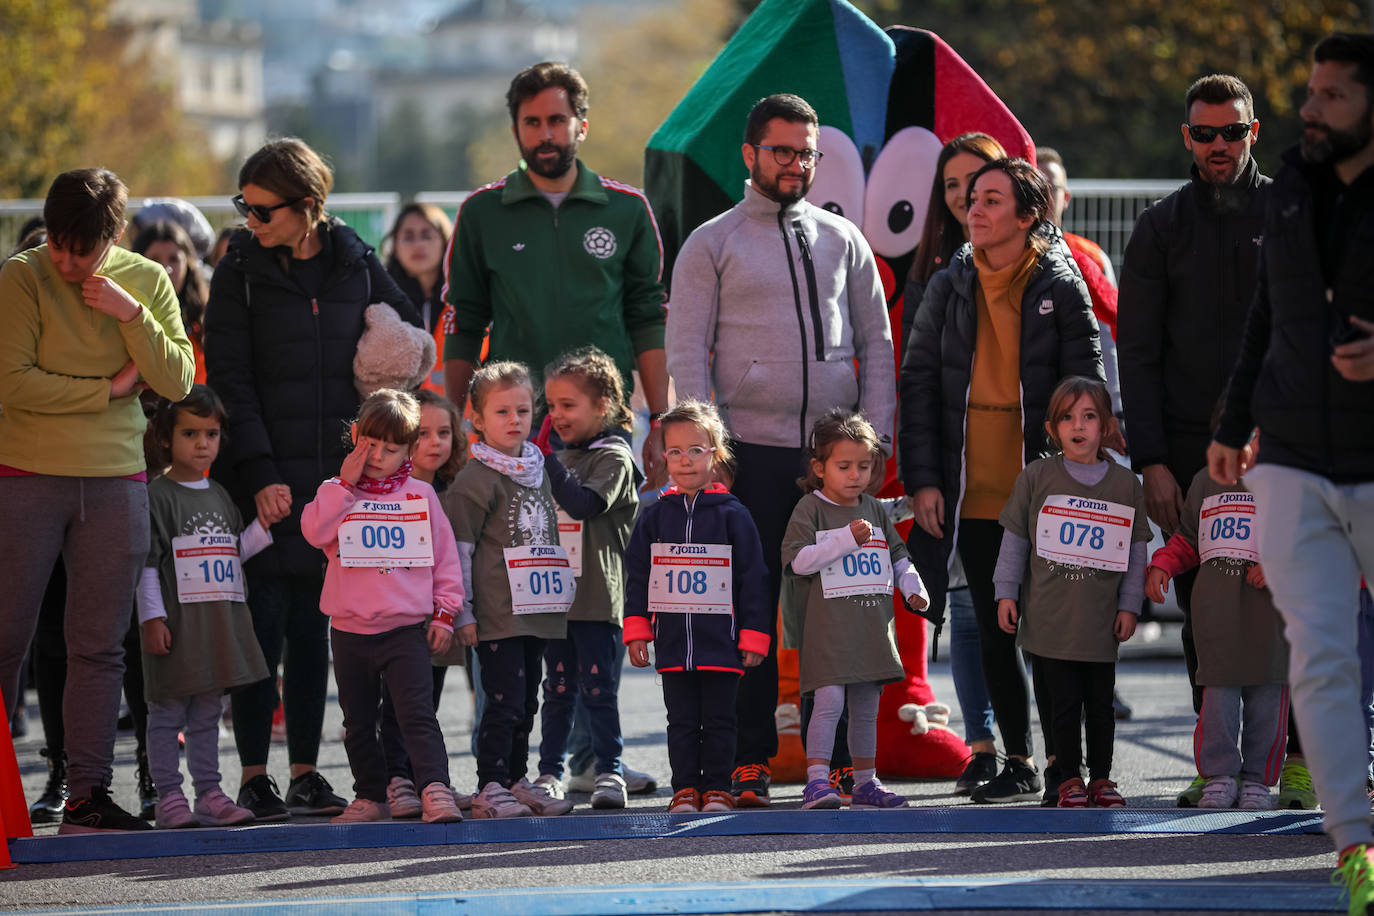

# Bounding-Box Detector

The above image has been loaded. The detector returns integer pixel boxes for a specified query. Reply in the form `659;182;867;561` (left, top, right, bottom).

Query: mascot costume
645;0;1034;779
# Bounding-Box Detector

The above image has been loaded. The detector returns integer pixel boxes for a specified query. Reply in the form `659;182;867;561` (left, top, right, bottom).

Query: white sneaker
623;764;658;795
591;773;628;809
1237;779;1275;811
471;781;532;819
155;788;196;829
420;782;463;824
566;765;596;793
511;776;574;816
387;776;422;819
534;773;567;799
1198;775;1239;809
331;797;389;823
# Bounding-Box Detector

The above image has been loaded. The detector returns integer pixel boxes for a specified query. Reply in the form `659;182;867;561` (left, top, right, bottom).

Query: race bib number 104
172;533;245;604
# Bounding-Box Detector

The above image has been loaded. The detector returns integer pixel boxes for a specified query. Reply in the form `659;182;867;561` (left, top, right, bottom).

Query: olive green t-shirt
554;440;640;625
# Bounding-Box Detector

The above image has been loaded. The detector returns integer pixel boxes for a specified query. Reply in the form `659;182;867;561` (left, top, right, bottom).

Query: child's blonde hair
468;360;534;419
355;388;422;447
416;388;468;484
1044;375;1114;461
544;346;632;431
801;408;882;493
660;398;733;477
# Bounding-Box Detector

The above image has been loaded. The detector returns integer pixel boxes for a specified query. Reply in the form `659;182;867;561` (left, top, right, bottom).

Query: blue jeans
1360;587;1374;780
948;587;996;745
538;621;623;778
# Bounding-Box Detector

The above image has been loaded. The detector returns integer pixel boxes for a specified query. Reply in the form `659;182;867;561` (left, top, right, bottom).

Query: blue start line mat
5;877;1342;914
7;808;1324;864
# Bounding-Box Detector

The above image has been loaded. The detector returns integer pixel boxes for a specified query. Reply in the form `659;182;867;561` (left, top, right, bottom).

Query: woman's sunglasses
232;194;299;223
1185;122;1255;144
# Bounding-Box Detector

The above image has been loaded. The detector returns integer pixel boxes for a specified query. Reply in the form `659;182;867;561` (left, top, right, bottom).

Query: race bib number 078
1035;495;1135;572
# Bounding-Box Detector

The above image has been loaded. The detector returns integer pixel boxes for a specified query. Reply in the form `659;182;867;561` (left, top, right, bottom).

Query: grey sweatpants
0;476;147;798
1244;463;1374;852
1194;684;1289;784
147;690;224;799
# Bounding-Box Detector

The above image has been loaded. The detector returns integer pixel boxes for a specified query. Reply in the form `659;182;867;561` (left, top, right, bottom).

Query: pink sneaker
194;787;255;826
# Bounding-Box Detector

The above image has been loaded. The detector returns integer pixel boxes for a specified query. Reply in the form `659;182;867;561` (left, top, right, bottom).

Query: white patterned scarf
470;440;545;488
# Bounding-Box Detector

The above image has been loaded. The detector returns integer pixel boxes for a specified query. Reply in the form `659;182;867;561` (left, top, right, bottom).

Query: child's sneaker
512;776;573;816
623;764;658;795
471;781;532;819
1334;844;1374;916
730;764;771;808
1238;779;1275;811
701;790;736;812
954;752;999;796
801;777;843;810
1176;773;1207;808
1087;778;1126;808
668;788;701;813
1198;775;1239;809
420;782;463;824
59;788;154;834
1057;777;1089;808
331;797;388;823
1040;763;1065;808
237;774;289;822
591;773;628;810
851;778;908;809
285;770;347;816
971;759;1041;804
155;789;197;829
387;776;422;819
1278;757;1318;810
567;765;595;793
194;787;255;826
829;767;854;804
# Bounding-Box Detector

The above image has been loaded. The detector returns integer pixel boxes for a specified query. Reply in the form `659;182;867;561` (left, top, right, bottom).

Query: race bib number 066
1035;494;1135;572
648;543;732;615
817;527;893;599
1198;492;1258;564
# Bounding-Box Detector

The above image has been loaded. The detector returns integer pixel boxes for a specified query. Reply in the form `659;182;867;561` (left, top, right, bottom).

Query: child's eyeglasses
663;446;716;461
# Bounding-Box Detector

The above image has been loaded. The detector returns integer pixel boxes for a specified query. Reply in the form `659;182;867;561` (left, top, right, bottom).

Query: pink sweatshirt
301;476;468;636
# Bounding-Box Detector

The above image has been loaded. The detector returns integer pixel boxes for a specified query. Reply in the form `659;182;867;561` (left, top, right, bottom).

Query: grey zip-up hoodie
665;182;896;452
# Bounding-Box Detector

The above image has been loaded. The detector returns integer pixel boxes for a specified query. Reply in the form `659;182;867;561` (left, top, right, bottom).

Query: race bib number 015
817;527;893;599
647;543;732;615
504;545;575;615
338;499;435;567
1198;492;1258;564
172;533;245;604
1035;495;1135;572
556;509;584;577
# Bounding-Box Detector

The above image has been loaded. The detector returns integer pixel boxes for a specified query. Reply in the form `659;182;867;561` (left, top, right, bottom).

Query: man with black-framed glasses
666;93;894;808
1117;73;1274;807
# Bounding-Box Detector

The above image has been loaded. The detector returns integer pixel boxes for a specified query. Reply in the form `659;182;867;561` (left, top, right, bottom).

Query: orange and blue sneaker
829;766;854;804
1333;844;1374;915
731;764;771;808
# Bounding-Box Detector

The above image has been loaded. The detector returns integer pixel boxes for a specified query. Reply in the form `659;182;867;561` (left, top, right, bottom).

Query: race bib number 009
1198;492;1258;564
1035;495;1135;572
817;527;893;599
556;509;584;577
647;543;732;615
504;545;575;615
338;498;435;567
172;533;245;604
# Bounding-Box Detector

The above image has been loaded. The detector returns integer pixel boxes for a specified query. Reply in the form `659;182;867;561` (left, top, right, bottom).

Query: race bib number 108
647;543;733;615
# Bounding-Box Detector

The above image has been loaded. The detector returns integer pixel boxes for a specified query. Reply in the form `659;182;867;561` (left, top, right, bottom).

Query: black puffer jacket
205;219;420;577
1215;146;1374;480
898;240;1103;612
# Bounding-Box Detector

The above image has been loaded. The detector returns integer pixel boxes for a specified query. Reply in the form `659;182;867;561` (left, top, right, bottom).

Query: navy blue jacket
624;485;772;674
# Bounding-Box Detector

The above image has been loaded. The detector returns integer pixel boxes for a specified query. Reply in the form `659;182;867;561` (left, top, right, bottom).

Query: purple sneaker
801;777;842;810
851;778;908;809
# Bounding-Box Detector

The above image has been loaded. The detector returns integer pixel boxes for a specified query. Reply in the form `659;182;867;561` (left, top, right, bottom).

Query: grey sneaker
623;764;658;795
591;773;628;809
387;776;422;819
471;781;532;819
512;776;574;816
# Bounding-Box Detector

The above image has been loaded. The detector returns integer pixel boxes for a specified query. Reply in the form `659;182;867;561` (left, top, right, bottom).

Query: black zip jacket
205;219;420;577
1215;146;1374;481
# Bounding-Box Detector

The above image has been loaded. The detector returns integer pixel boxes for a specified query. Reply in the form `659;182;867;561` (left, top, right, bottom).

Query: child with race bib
625;399;770;814
532;347;643;810
781;409;930;810
138;385;275;828
300;388;470;824
993;376;1150;808
1146;437;1289;810
442;361;573;819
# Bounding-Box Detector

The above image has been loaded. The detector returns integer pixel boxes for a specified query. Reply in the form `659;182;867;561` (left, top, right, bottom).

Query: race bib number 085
648;543;732;615
1198;492;1258;564
1035;495;1135;572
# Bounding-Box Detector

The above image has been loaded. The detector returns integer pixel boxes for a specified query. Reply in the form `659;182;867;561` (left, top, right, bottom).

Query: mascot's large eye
862;126;943;259
809;126;865;226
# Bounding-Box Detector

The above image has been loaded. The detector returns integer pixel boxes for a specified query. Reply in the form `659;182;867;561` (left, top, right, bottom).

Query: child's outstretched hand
1145;566;1170;604
741;651;764;667
427;622;453;656
628;639;650;668
339;437;372;486
533;414;555;457
456;623;478;647
1114;611;1138;642
906;591;929;612
1245;563;1267;589
141;618;172;655
997;598;1018;633
848;518;873;546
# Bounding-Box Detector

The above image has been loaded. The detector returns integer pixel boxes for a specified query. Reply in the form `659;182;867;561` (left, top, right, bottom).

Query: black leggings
958;518;1033;759
1040;657;1116;781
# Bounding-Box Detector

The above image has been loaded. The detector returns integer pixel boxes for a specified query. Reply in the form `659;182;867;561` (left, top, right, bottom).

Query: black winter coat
1117;159;1270;483
1215;146;1374;480
205;219;420;577
897;240;1103;615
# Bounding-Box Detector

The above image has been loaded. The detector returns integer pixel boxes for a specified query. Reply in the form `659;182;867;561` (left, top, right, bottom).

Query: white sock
854;768;877;788
807;765;828;784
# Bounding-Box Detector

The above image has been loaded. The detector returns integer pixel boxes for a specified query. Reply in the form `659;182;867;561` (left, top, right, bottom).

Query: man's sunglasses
1185;122;1255;144
232;193;300;223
